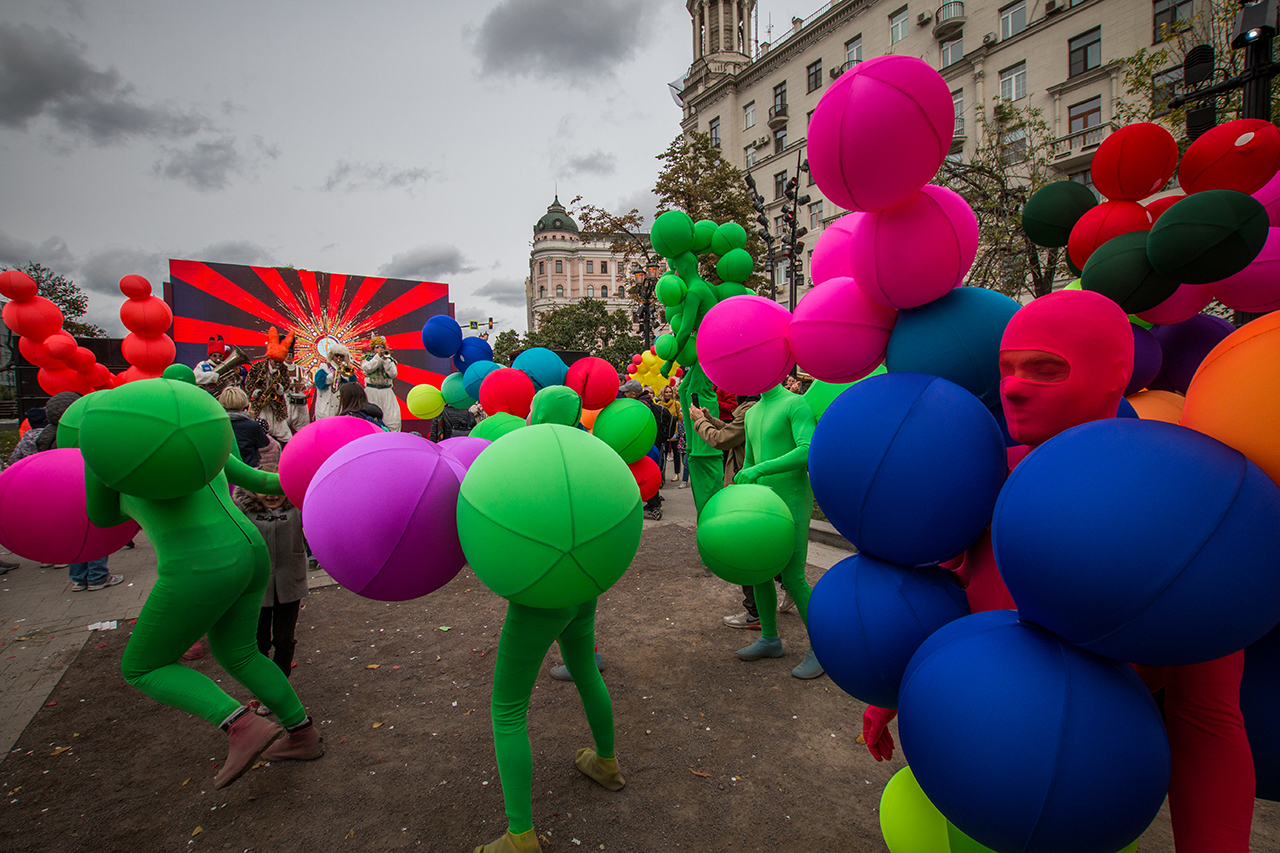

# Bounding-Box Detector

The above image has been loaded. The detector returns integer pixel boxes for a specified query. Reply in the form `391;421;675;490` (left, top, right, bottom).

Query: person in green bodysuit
731;384;825;680
77;374;323;789
676;364;726;517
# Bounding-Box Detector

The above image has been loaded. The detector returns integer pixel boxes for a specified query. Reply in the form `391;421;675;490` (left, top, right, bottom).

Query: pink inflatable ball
479;367;535;419
808;55;953;212
788;276;897;382
1067;200;1154;270
439;436;491;471
0;269;38;300
1255;169;1280;227
698;295;795;395
0;449;139;564
1090;122;1179;201
847;185;979;310
279;416;382;509
304;433;465;601
564;356;621;410
2;294;63;342
809;213;861;285
1212;226;1280;313
1146;193;1186;223
1135;283;1214;325
1178;119;1280;195
118;274;153;299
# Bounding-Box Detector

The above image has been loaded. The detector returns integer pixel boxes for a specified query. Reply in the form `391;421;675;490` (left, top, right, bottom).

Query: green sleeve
225;454;283;494
85;466;129;528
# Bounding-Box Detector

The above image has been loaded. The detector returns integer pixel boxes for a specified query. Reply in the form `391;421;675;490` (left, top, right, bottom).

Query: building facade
679;0;1185;297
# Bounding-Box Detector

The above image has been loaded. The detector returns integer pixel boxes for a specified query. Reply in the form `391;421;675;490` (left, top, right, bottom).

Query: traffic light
488;317;494;329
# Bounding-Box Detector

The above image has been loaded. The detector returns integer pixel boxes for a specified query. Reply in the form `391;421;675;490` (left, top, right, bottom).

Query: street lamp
631;260;663;350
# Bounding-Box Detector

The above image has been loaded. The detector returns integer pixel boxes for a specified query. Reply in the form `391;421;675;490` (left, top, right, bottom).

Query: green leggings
751;494;813;639
687;454;724;518
491;599;615;834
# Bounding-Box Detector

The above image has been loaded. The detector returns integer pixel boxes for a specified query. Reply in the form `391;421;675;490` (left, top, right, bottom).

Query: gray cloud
152;137;242;191
78;246;168;297
0;229;75;270
0;23;207;143
193;239;274;266
561;149;617;178
323;160;432;192
473;277;527;308
473;0;656;82
454;303;507;329
378;245;476;281
612;188;659;226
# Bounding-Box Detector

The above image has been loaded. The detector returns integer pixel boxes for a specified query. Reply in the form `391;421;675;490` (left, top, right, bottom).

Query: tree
568;196;669;344
524;298;641;373
3;262;106;337
653;131;769;295
936;101;1071;301
491;328;522;366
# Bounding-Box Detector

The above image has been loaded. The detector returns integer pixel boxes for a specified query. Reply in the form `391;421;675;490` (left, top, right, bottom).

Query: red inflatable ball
631;354;643;365
2;295;64;342
37;365;85;395
1090;123;1179;202
565;357;621;410
1068;200;1154;270
86;362;114;389
629;455;661;501
118;274;152;300
1145;193;1185;222
68;346;97;372
0;270;38;300
44;332;76;361
1136;283;1214;325
1179;119;1280;195
479;367;536;419
18;336;62;369
1212;226;1280;313
115;365;150;385
121;332;177;375
626;363;638;374
119;296;173;336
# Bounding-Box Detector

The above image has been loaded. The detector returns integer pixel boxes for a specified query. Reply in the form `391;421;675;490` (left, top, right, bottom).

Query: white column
716;0;724;52
730;0;738;53
1053;92;1062;137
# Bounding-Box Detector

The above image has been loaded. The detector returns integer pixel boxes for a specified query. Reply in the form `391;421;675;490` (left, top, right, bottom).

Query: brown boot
214;712;283;789
261;720;324;761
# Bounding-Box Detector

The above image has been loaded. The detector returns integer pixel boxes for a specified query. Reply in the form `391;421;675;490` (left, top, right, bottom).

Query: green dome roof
534;195;579;235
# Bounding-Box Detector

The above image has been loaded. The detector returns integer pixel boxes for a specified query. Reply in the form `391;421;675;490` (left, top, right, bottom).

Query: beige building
679;0;1186;297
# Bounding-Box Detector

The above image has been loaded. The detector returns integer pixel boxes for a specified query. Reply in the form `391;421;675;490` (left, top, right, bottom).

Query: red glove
862;706;898;762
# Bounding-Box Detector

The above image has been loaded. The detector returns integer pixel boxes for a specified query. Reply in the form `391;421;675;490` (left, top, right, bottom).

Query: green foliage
2;262;105;337
524;298;641;373
491;328;522;367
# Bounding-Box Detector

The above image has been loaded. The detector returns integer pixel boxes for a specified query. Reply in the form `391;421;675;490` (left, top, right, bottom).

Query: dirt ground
2;524;1277;852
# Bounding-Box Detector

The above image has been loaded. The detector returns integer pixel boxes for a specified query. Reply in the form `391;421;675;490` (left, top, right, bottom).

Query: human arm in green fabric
225;453;283;495
733;389;815;485
84;466;129;529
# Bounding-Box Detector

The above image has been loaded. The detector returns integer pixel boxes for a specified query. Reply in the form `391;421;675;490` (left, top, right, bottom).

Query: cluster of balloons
625;346;682;391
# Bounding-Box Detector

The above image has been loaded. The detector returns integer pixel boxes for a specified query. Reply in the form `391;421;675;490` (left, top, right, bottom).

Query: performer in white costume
360;334;400;431
313;343;358;420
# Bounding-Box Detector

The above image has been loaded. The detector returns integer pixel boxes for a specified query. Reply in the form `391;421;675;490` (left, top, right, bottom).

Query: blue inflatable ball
808;553;968;708
885;287;1021;409
1125;323;1162;396
809;373;1006;567
645;445;661;466
1115;397;1139;419
900;611;1170;853
993;418;1280;665
512;346;568;391
462;359;503;402
1242;623;1280;802
453;336;494;373
422;315;463;359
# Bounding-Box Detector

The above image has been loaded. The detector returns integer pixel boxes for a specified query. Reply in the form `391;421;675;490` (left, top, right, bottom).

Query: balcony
767;103;789;129
830;59;862;80
1052;122;1113;171
933;1;965;40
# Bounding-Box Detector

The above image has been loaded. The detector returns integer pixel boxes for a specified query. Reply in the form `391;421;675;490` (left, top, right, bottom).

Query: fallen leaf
345;828;355;840
192;827;203;837
392;665;400;670
372;721;384;729
251;761;265;770
435;655;442;661
437;626;452;632
855;734;867;745
44;701;56;707
50;746;71;756
181;778;190;787
365;664;380;670
463;709;473;716
690;769;710;778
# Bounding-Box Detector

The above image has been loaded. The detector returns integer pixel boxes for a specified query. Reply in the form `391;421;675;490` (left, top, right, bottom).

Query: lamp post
631;260;663;350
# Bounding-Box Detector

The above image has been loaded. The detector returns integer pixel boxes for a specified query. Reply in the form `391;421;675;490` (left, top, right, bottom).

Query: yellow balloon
407;383;445;419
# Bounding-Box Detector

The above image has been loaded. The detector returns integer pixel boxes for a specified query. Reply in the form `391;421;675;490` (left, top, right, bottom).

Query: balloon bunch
117;274;177;383
625;346;681;391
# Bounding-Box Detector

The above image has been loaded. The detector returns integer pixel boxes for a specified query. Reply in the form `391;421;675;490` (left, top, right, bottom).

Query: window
1000;2;1026;40
586;285;594;297
952;89;965;136
846;35;863;64
1000;125;1027;163
586;260;593;273
1153;0;1192;42
555;259;563;273
555;284;564;298
890;7;909;44
746;146;757;167
1070;169;1100;200
600;261;607;274
942;36;963;67
709;116;721;148
744;101;756;129
539;285;546;297
945;149;964;164
808;200;824;230
1153;66;1183;110
601;285;608;297
538;261;545;275
1068;96;1102;133
774;170;788;199
773;81;787;109
807;59;823;92
775;214;786;233
1000;62;1027;100
1069;27;1101;77
774;128;788;154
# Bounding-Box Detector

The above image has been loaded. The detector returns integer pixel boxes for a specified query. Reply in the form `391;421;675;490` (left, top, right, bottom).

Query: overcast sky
0;0;814;336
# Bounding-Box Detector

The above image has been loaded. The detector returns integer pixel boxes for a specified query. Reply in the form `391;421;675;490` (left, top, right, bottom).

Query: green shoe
737;636;784;661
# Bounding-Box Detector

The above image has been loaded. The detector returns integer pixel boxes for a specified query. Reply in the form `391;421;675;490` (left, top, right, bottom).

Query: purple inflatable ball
809;213;862;285
1125;323;1163;396
304;433;465;601
1149;313;1236;393
439;436;491;472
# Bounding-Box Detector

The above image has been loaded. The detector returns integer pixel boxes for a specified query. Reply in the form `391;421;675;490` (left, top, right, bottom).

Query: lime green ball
716;247;754;283
56;392;100;449
710;222;749;257
471;411;525;441
441;372;474;408
529;385;582;427
655;273;688;307
651;210;696;259
407;383;445;419
692;219;718;252
880;766;950;853
458;424;642;608
655;334;679;361
162;363;196;384
1064;279;1082;290
1022;180;1098;248
696;485;795;585
591;398;657;463
79;378;232;499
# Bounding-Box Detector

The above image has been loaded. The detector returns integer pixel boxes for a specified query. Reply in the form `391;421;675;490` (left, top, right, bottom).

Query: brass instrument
336;353;356;379
214;345;251;380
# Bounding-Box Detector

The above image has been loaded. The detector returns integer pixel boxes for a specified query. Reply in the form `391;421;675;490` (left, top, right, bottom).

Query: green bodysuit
678;365;725;518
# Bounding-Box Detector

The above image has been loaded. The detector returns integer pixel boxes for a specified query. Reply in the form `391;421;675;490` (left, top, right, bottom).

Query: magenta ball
1136;283;1215;325
807;55;953;213
810;213;863;285
304;432;465;601
279;416;381;509
1212;227;1280;313
788;276;897;382
1254;169;1280;227
439;436;491;471
698;295;795;395
0;449;139;564
848;185;979;309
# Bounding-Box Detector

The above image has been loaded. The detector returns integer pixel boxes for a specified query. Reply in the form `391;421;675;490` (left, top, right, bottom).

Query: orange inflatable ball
1178;119;1280;195
1126;390;1185;423
1182;311;1280;487
1090;122;1179;202
580;407;602;431
1068;200;1153;270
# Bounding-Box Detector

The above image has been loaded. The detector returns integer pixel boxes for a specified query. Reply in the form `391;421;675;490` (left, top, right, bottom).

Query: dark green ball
1081;230;1180;314
1147;189;1269;284
1022;181;1099;248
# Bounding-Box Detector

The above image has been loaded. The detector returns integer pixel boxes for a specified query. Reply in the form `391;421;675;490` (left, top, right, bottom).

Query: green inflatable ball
162;363;196;384
696;484;795;586
710;221;749;257
407;383;445;419
655;334;679;361
805;366;885;421
692;219;719;253
676;331;699;367
441;371;474;408
715;282;753;300
655;273;688;307
1147;189;1269;284
1021;180;1099;248
1081;230;1180;314
716;247;754;283
55;391;101;450
457;424;642;608
529;385;582;427
880;766;951;853
78;377;232;500
591;398;657;464
651;210;696;259
1065;252;1083;278
471;411;525;441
